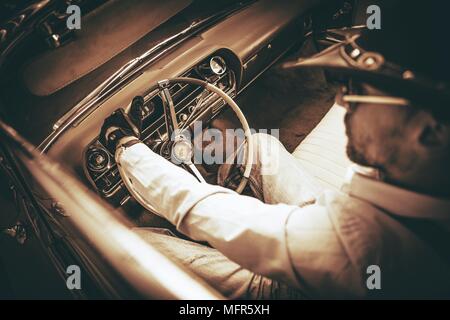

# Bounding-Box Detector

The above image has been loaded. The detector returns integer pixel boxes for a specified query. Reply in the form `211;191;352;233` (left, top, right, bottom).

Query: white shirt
117;141;450;298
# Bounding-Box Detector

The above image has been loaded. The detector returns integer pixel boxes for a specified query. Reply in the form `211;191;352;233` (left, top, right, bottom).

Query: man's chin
346;143;371;167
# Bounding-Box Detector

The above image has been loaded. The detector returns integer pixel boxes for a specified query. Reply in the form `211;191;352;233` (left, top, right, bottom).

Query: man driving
99;4;450;299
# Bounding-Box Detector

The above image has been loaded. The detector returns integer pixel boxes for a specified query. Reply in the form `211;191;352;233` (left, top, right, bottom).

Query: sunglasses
336;79;410;110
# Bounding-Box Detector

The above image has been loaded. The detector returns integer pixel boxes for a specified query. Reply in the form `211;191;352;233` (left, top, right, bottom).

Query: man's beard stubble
344;111;372;167
346;141;371;167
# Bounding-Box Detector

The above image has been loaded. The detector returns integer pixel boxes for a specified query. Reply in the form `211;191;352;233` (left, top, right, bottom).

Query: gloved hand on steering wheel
100;96;145;154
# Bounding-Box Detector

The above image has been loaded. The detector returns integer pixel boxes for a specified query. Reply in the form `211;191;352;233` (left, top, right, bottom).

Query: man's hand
99;96;144;154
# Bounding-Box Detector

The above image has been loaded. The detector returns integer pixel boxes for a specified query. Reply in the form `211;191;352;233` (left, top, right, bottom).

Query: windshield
0;0;247;145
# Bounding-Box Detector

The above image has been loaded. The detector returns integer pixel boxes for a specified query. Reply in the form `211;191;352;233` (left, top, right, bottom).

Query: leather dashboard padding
22;0;191;97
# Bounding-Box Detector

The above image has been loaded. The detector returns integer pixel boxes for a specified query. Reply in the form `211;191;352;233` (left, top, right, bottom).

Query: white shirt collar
342;165;450;221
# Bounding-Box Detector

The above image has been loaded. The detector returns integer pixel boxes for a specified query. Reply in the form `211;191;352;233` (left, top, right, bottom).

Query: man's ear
415;111;449;148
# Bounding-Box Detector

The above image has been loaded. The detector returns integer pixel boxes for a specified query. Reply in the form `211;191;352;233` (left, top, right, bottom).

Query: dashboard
84;52;237;207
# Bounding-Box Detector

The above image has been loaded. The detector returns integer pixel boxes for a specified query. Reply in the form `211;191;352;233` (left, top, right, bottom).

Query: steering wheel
116;77;253;214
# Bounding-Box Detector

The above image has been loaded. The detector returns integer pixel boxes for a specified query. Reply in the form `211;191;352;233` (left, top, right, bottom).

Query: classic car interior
0;0;381;298
2;0;355;215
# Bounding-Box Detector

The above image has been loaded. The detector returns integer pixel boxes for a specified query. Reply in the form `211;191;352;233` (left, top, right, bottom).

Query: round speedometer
87;147;110;172
209;56;227;75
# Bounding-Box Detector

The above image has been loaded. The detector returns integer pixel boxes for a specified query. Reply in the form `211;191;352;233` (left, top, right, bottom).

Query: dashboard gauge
209;56;227;75
197;56;227;78
87;147;110;172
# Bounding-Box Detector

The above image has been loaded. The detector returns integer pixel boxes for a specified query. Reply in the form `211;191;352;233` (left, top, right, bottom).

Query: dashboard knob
178;113;188;122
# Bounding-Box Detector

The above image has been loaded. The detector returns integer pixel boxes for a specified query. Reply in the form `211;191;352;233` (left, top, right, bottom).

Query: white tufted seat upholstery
292;103;353;191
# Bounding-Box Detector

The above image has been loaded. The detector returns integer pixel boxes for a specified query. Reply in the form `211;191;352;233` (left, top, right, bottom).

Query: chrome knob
178;113;188;122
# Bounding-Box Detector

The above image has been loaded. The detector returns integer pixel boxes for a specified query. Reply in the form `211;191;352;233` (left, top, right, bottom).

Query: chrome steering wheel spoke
158;80;179;138
180;88;209;131
183;162;206;183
